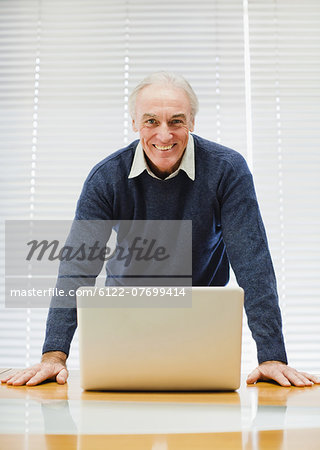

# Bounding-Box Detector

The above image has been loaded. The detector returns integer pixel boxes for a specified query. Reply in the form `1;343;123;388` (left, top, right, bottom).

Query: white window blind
0;1;40;368
248;0;320;372
0;0;319;374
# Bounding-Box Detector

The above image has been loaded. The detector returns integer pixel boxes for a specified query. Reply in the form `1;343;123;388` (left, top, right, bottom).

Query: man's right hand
0;351;68;386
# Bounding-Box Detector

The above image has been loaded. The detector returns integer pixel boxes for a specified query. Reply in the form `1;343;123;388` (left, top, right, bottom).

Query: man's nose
156;123;173;142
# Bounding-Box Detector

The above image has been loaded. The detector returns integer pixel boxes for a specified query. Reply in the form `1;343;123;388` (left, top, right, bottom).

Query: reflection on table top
1;369;320;449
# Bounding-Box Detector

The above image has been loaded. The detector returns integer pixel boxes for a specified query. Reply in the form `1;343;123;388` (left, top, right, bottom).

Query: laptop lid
77;286;244;391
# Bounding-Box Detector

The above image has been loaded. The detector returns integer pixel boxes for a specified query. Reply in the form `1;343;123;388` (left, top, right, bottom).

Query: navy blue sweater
43;134;288;364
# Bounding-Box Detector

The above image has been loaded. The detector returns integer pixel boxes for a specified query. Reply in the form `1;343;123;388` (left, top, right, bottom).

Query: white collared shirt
128;133;195;181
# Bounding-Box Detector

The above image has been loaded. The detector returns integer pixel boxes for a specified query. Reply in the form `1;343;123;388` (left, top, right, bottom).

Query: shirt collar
128;133;195;181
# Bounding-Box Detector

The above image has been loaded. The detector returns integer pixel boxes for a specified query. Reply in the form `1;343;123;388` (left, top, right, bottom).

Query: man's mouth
153;144;175;150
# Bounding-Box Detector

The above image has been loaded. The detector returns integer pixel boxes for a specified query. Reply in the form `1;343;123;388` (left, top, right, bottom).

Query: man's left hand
247;360;320;387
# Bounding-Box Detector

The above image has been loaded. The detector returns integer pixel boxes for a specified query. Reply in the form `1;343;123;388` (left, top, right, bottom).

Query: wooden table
1;369;320;449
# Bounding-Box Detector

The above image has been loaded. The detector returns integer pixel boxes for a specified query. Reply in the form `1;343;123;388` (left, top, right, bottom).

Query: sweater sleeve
218;154;288;364
42;172;113;356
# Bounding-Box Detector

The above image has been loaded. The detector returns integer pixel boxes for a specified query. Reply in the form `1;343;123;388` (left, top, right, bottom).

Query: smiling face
132;83;195;179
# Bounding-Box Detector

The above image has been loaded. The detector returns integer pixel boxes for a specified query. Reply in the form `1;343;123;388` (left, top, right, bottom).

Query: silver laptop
77;286;244;391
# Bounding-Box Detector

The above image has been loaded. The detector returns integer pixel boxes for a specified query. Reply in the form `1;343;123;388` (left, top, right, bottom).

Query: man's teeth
154;144;174;150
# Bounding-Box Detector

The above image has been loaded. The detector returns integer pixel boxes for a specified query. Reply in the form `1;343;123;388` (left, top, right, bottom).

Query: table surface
1;368;320;450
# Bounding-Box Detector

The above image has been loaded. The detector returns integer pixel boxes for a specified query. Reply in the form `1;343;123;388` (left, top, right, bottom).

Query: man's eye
146;119;156;125
171;120;183;125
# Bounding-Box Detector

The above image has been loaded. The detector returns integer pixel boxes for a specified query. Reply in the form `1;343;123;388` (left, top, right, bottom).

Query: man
2;72;319;387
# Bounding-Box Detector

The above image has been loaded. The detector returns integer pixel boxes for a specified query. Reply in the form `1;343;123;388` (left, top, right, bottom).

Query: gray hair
128;71;199;121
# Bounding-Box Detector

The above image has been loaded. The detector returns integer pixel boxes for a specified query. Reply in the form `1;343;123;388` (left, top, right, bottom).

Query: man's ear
189;118;195;132
132;118;138;132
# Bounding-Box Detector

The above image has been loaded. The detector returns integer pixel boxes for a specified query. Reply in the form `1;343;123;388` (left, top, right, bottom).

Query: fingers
270;370;293;387
25;367;55;386
25;363;67;386
1;361;68;386
246;368;261;384
0;371;17;383
284;370;312;387
56;368;69;385
299;372;320;384
247;362;320;387
3;367;39;386
246;365;291;386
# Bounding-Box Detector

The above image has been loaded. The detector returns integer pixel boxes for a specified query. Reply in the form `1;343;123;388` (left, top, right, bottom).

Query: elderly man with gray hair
2;72;319;388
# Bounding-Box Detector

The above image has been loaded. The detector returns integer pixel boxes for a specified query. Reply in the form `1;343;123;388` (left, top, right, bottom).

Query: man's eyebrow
142;113;157;119
171;114;187;120
141;113;187;120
